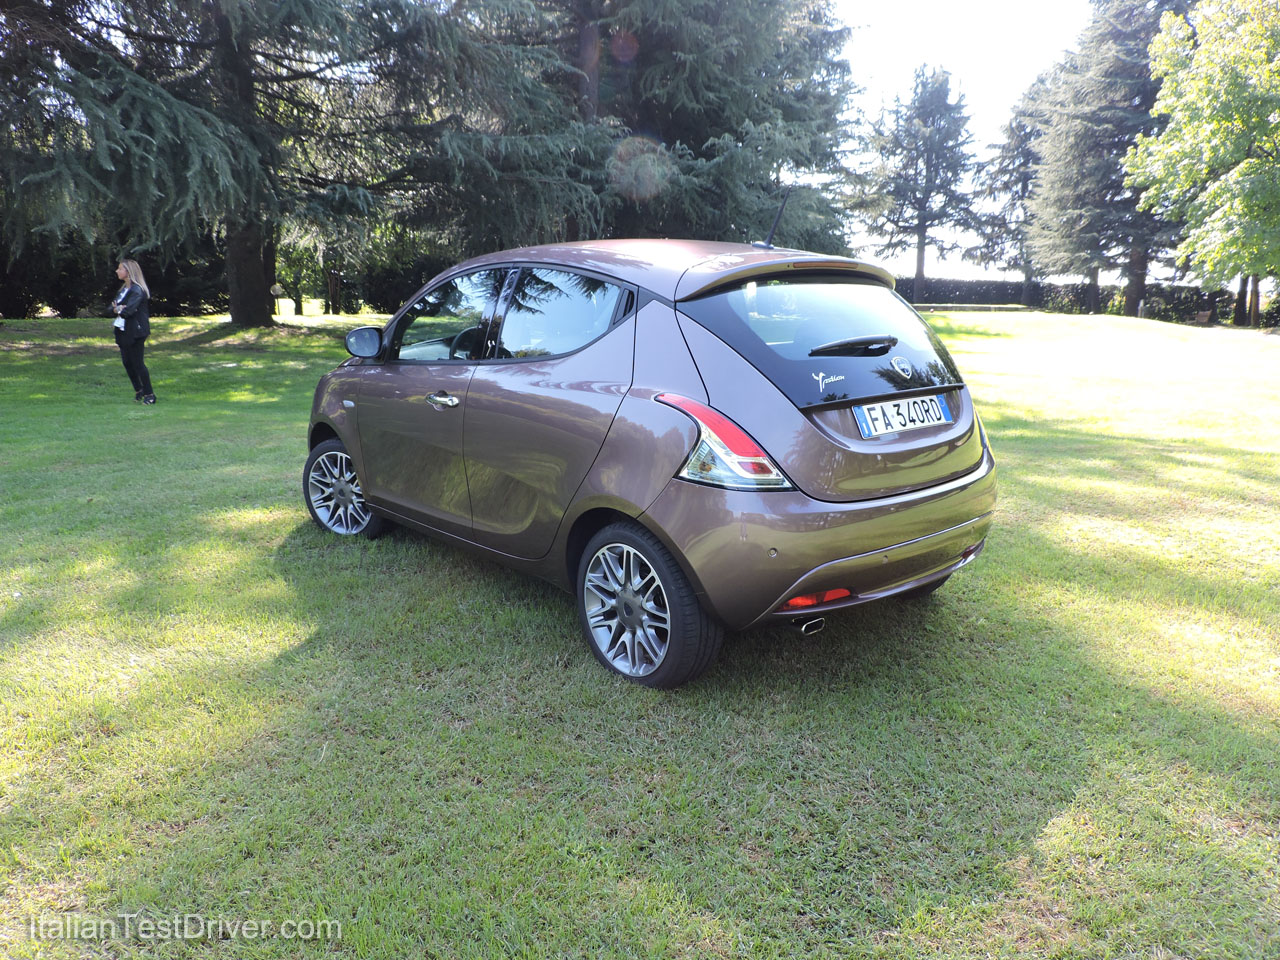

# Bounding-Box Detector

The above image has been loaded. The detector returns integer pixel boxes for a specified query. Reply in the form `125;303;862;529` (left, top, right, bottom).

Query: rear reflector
780;588;851;611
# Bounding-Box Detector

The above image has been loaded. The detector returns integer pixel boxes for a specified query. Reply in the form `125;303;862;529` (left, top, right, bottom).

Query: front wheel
577;522;723;689
303;438;386;538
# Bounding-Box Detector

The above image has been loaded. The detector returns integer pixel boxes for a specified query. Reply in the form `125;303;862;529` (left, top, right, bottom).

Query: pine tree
0;0;599;325
546;0;861;252
1024;0;1190;315
969;84;1044;306
865;67;980;301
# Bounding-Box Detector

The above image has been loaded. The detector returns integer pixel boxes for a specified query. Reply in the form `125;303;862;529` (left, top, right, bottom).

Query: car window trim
480;264;638;366
382;266;514;365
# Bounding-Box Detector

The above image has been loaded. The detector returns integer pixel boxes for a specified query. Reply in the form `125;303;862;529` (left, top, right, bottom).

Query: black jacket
115;283;151;341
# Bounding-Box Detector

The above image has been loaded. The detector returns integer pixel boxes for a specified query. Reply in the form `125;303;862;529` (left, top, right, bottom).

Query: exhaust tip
792;617;826;636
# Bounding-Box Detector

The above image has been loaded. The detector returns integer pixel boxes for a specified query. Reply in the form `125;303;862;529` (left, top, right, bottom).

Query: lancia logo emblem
891;356;913;379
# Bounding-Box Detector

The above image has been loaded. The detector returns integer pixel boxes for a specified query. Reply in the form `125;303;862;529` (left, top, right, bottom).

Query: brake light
781;588;851;611
656;394;792;490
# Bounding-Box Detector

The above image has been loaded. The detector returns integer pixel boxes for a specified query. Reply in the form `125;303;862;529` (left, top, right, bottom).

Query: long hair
118;259;150;298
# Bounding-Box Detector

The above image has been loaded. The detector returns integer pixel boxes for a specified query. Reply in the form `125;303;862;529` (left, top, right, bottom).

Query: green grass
1;311;1277;958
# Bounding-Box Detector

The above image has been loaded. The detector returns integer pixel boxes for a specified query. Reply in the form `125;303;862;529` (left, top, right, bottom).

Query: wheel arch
563;507;636;589
309;421;340;449
560;502;718;625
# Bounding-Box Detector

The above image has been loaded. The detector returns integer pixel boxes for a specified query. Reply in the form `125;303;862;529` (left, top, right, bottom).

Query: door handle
427;391;460;408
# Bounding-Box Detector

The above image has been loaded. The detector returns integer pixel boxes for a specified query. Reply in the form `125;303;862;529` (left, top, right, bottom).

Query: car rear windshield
678;276;963;409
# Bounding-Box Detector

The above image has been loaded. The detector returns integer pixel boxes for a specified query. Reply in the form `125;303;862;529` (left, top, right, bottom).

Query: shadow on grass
13;514;1269;956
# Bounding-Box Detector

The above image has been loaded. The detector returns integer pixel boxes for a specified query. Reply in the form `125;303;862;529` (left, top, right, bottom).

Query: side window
391;269;507;362
496;268;624;359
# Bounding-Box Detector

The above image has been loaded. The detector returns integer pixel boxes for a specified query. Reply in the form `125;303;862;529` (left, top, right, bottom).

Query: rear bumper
640;448;996;630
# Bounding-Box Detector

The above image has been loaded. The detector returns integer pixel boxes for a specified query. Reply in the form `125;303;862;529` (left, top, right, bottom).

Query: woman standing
112;259;155;404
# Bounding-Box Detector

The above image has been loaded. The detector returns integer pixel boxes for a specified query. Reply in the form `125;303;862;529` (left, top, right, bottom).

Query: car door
356;268;509;537
465;266;635;559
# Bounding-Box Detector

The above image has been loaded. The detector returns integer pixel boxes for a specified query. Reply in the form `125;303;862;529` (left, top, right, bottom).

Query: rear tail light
656;394;792;490
781;588;851;611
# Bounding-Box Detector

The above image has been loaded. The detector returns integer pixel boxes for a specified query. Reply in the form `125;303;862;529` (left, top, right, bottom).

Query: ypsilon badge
812;371;845;392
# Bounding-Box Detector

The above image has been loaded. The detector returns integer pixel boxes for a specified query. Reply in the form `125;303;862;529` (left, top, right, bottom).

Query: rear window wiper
808;335;898;357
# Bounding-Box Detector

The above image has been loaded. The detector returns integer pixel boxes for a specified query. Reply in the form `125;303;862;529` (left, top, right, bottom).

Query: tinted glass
679;277;963;409
496;268;623;359
392;269;507;361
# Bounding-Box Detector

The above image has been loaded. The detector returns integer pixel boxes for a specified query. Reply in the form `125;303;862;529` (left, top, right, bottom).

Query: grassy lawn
1;310;1277;958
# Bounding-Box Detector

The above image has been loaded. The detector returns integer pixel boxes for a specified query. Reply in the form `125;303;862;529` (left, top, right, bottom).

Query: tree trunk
279;265;304;318
914;228;928;303
1248;274;1261;326
1123;245;1147;317
214;8;271;326
1233;275;1249;325
327;269;342;315
263;224;278;318
1020;266;1034;307
225;220;273;327
1084;266;1100;314
575;1;600;123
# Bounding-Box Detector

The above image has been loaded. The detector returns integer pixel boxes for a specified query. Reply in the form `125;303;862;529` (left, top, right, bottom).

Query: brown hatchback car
305;240;996;687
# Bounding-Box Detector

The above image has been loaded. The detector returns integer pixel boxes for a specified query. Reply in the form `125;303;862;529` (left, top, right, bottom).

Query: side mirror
345;326;382;359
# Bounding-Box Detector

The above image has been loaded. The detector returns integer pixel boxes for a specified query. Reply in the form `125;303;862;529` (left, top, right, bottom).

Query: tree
1126;0;1280;325
547;0;860;252
865;67;980;301
1024;0;1190;315
0;0;600;325
968;83;1045;306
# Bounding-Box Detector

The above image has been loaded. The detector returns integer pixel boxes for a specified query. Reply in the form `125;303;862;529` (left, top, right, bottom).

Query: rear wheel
304;438;386;538
577;522;722;689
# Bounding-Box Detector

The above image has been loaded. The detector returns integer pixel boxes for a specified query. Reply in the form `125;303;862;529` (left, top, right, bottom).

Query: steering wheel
448;326;482;360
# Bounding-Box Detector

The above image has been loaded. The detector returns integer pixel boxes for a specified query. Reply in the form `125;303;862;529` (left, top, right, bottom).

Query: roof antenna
753;185;793;250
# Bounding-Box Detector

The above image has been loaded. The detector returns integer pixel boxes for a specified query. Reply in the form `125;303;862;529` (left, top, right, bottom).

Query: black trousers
115;333;153;396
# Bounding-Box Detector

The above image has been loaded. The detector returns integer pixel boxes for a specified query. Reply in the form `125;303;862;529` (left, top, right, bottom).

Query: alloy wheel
307;449;372;535
582;542;671;678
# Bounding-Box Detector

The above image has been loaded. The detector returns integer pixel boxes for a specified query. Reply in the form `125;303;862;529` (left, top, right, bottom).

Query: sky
828;0;1096;279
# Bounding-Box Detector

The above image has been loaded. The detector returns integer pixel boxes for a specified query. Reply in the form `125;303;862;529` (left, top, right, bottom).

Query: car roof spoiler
675;256;896;302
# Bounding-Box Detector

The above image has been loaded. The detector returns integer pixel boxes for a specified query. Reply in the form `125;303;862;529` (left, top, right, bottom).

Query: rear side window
392;269;507;361
496;268;624;359
679;276;963;408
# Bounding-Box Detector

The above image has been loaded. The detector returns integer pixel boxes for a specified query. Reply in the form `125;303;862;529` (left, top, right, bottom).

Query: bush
895;275;1234;322
895;277;1034;305
356;253;455;314
0;234;114;318
0;233;231;319
1139;284;1234;323
148;234;230;316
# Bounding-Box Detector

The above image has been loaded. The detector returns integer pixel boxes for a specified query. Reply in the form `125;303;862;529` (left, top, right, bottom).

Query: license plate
853;394;953;439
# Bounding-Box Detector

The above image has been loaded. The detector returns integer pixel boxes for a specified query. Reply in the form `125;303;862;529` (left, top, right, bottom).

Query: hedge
895;276;1237;323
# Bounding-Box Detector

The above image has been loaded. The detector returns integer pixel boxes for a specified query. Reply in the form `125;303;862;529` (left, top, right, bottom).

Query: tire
577;522;723;689
303;438;386;538
898;574;950;601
